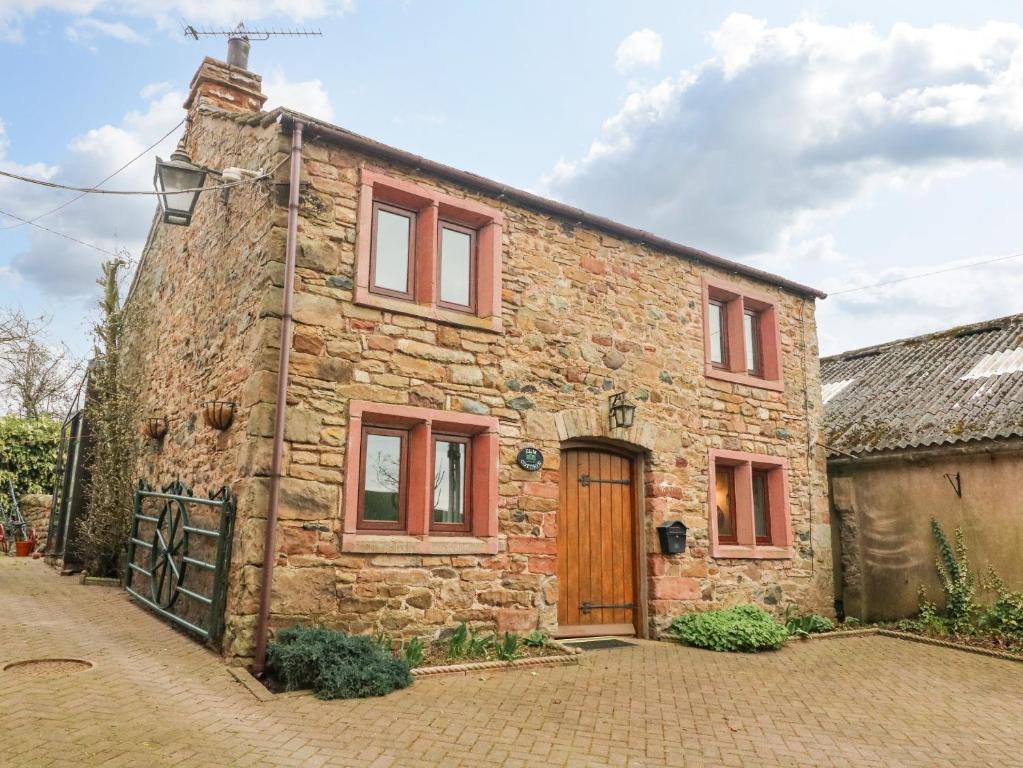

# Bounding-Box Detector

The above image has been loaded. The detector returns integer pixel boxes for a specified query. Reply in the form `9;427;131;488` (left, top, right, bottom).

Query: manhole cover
3;659;93;677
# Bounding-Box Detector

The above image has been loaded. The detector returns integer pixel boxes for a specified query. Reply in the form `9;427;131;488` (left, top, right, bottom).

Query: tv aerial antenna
182;22;322;68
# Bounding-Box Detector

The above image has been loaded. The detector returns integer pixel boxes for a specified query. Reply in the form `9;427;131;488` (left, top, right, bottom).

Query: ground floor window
342;401;499;553
708;449;792;559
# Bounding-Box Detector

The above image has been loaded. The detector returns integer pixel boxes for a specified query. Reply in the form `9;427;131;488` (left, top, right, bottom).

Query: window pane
433;439;466;524
440;227;472;306
715;465;735;540
753;471;770;540
363;433;402;521
744;311;760;374
709;302;725;364
373;208;411;294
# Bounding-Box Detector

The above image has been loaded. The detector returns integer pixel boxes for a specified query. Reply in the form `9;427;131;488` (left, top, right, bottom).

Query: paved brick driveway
3;558;1023;767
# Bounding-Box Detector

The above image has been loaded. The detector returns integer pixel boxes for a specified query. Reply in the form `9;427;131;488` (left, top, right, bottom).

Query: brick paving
2;558;1023;767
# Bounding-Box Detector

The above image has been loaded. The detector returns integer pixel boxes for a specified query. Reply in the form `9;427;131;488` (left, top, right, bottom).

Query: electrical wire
0;118;186;232
0;155;288;196
829;250;1023;296
0;206;122;257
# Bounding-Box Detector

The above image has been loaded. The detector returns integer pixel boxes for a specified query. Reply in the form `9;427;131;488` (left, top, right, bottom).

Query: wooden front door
556;447;638;637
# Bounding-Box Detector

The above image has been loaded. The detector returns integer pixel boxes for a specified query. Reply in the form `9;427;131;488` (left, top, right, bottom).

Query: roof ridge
822;311;1023;362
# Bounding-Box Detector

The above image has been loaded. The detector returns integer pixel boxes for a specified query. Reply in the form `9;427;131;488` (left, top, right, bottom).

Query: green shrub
402;637;425;668
931;519;976;628
495;632;520;661
523;630;548;648
784;612;835;636
670;605;789;652
446;622;469;658
0;415;60;496
267;626;412;700
984;593;1023;636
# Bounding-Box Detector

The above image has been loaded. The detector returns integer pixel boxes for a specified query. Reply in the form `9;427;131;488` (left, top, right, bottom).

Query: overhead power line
0;158;285;196
0;118;186;232
0;206;122;257
829;250;1023;296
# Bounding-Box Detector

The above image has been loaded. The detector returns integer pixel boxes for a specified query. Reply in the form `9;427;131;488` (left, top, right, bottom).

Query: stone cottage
125;51;833;665
824;313;1023;622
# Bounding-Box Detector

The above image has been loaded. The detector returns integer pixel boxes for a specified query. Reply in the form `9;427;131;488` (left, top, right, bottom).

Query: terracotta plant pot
202;401;236;430
14;540;33;557
143;417;168;440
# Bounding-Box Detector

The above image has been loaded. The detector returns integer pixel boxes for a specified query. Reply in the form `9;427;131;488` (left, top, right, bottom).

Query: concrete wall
829;441;1023;622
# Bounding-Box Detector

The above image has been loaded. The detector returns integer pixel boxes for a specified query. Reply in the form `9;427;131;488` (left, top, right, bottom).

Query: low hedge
267;626;412;700
670;605;789;652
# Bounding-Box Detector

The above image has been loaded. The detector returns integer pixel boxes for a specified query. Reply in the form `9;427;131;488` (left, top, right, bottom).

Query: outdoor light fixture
153;138;208;226
608;391;636;430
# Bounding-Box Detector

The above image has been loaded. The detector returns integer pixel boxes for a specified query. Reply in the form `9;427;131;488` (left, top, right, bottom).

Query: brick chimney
184;56;267;118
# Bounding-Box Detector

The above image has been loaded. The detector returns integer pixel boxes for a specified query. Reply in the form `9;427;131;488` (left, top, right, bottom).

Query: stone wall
129;58;833;661
125;99;282;652
221;130;833;654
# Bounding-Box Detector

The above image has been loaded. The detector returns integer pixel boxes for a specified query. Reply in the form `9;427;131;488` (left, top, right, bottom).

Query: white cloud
614;28;662;73
551;15;1023;258
817;254;1023;354
0;88;184;296
263;69;334;122
65;17;147;45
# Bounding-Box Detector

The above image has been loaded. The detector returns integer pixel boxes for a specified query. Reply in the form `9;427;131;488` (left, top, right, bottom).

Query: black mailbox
656;520;687;554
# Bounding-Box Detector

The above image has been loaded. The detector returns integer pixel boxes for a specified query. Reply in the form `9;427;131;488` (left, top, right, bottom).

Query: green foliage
784;611;835;636
78;260;143;576
267;626;412;700
446;622;469;658
898;588;950;636
495;632;520;661
402;637;425;668
523;630;548;648
0;415;59;496
982;593;1023;636
670;605;790;652
467;630;493;657
931;518;976;628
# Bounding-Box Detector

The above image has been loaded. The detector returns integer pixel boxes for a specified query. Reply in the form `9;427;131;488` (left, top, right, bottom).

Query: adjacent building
126;53;833;661
823;313;1023;621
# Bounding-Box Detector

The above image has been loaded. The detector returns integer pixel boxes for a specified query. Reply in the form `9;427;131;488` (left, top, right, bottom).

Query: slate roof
821;313;1023;457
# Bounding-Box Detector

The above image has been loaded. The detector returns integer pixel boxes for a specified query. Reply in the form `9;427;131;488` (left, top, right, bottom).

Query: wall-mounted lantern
608;391;637;430
656;520;688;555
202;401;236;430
142;417;168;441
153;139;208;226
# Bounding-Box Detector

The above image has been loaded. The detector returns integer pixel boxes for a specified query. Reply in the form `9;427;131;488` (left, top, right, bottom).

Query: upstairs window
370;203;416;299
356;168;503;332
437;222;475;311
702;278;783;391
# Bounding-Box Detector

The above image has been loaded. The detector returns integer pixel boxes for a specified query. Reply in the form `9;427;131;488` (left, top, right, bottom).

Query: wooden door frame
555;439;649;639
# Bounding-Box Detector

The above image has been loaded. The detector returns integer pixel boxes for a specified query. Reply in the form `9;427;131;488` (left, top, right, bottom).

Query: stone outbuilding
823;313;1023;621
126;52;834;662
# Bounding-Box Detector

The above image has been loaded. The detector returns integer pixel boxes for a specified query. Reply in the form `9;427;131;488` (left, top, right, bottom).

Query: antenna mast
182;21;322;69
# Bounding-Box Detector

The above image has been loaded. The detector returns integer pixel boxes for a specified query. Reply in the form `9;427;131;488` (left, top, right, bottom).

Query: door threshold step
560;637;639;651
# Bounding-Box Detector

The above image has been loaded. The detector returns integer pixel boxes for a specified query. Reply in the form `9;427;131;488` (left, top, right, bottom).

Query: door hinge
578;474;630;487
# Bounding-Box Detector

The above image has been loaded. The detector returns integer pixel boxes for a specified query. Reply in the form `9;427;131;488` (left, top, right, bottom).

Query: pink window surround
707;448;793;560
701;277;783;391
342;400;500;555
355;167;504;332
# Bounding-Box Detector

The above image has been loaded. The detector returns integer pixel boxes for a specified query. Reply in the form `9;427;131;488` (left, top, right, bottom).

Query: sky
1;1;1023;359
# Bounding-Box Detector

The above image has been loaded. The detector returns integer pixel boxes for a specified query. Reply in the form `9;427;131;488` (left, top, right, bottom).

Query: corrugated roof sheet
821;313;1023;456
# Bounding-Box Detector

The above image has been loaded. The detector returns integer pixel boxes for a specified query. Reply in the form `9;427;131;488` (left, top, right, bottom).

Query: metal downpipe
253;120;303;674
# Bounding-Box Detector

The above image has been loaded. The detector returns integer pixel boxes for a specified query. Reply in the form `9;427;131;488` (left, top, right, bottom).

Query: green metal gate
124;479;235;647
